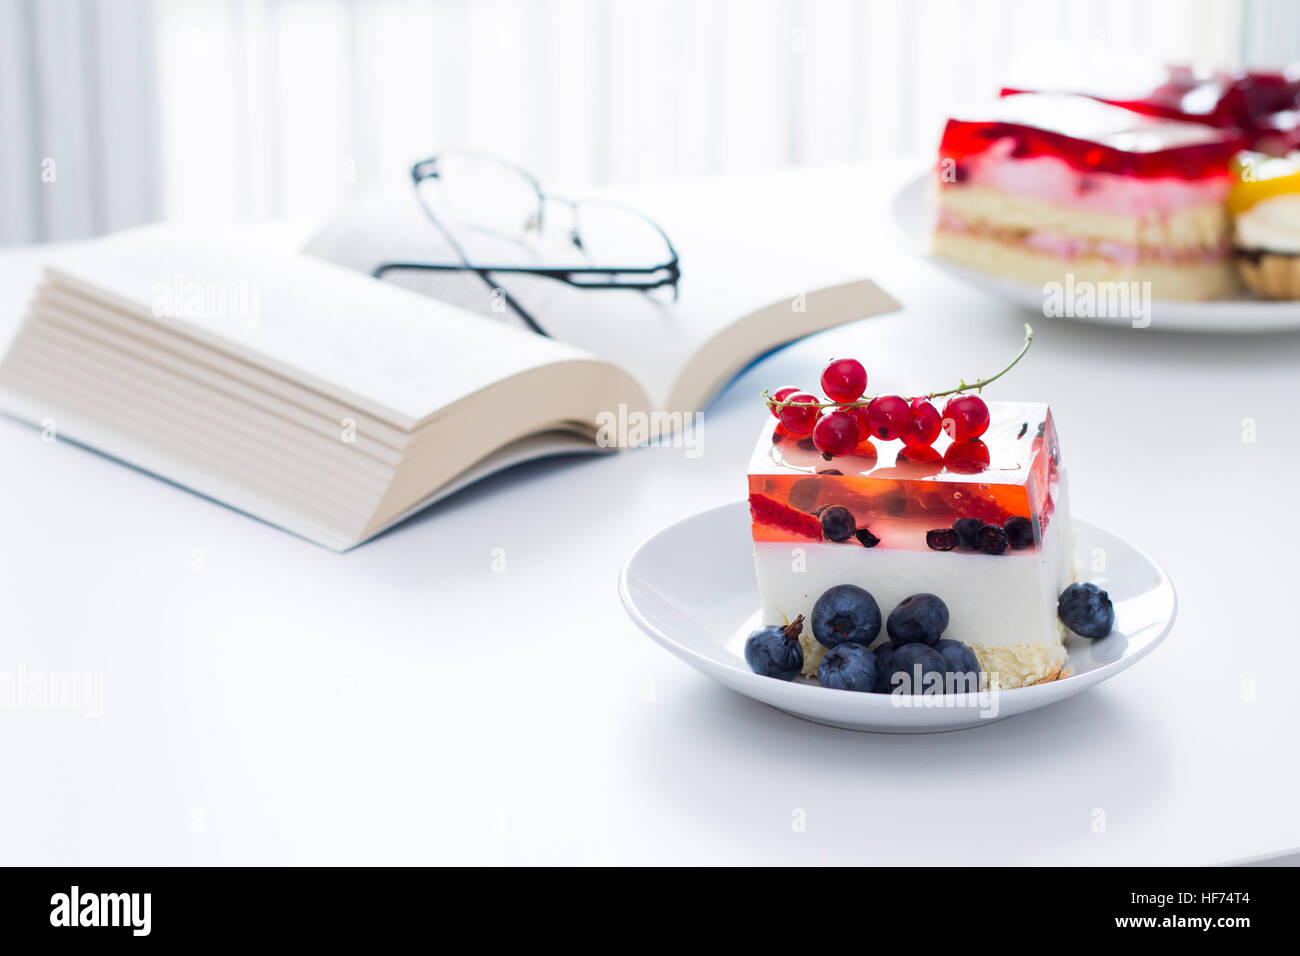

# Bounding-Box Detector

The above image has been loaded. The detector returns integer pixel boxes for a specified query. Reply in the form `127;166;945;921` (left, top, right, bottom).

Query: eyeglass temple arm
374;259;680;292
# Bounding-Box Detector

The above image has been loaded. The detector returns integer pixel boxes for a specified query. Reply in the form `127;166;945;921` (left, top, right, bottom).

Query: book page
36;232;604;431
305;178;897;413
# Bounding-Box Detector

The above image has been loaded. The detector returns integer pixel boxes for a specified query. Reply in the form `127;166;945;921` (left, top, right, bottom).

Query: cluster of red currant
763;324;1033;460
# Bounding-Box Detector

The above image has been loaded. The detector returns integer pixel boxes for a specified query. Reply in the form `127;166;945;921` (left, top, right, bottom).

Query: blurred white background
2;0;1297;245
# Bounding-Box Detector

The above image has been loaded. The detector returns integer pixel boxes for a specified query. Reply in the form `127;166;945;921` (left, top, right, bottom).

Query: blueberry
855;527;881;548
1004;515;1034;549
890;643;946;694
926;528;957;551
819;505;856;542
886;593;949;645
953;517;983;550
934;638;981;692
744;616;805;680
817;643;878;692
811;584;882;649
976;523;1008;554
1058;583;1115;639
872;643;896;694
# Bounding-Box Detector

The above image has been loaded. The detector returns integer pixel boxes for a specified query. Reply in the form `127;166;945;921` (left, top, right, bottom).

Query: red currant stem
924;323;1034;401
760;323;1034;410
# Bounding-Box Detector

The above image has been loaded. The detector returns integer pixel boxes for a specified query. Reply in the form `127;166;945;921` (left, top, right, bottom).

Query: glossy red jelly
748;401;1062;552
941;94;1245;180
1003;63;1300;149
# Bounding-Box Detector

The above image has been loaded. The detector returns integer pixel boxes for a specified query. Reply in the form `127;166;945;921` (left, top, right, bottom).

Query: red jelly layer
748;404;1062;550
941;94;1245;180
1003;65;1300;148
748;493;823;540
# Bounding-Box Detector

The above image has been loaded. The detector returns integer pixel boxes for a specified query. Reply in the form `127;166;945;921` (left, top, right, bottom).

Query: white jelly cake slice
748;400;1074;689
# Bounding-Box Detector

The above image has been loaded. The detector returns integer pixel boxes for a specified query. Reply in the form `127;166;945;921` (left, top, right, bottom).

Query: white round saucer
619;501;1176;733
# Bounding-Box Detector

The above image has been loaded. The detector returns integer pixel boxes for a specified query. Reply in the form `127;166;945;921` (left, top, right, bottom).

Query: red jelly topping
941;94;1244;180
1002;63;1300;151
748;403;1062;551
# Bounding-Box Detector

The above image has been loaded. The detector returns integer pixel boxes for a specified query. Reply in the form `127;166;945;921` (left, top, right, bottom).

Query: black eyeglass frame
372;152;682;336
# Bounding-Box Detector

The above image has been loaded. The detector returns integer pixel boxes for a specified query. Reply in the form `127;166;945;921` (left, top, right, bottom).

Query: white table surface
1;166;1297;866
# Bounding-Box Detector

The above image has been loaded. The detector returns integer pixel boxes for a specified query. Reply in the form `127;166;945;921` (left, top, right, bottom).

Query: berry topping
894;444;944;477
1057;583;1115;639
934;638;981;692
819;505;857;542
865;395;911;441
926;528;957;551
976;523;1009;554
1004;515;1034;549
854;527;881;548
943;439;990;475
811;584;882;649
941;395;991;442
776;393;821;436
889;643;947;695
767;385;800;419
744;616;805;680
817;643;878;692
812;409;860;458
901;398;942;448
761;325;1034;444
952;517;983;551
820;358;867;403
748;493;823;540
850;403;873;440
872;643;897;693
886;593;950;645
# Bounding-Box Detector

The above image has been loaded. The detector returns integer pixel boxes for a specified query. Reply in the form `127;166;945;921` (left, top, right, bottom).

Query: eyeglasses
373;151;681;336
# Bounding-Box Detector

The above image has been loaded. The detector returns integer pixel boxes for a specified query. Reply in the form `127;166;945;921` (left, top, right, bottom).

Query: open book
0;206;897;550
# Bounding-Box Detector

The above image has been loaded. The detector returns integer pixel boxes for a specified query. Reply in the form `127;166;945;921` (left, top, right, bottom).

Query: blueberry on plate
1057;583;1115;639
855;527;881;548
744;615;805;680
889;643;946;694
872;642;896;694
811;584;882;648
926;528;957;551
976;523;1009;554
819;505;857;542
934;638;981;693
953;517;983;550
817;643;878;692
1004;515;1034;549
886;593;949;645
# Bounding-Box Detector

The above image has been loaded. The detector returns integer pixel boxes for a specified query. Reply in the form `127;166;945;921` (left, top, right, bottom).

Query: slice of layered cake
749;402;1072;689
933;93;1245;301
751;332;1080;691
1230;151;1300;299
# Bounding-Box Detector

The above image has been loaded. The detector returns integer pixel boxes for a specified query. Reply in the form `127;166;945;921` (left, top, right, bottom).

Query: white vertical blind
0;0;159;244
151;0;1258;227
4;0;1296;243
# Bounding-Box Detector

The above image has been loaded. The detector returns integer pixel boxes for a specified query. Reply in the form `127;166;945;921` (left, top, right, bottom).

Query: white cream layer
754;487;1074;680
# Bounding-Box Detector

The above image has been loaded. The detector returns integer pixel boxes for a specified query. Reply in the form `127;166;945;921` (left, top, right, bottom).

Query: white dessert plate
619;502;1176;733
891;172;1300;334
